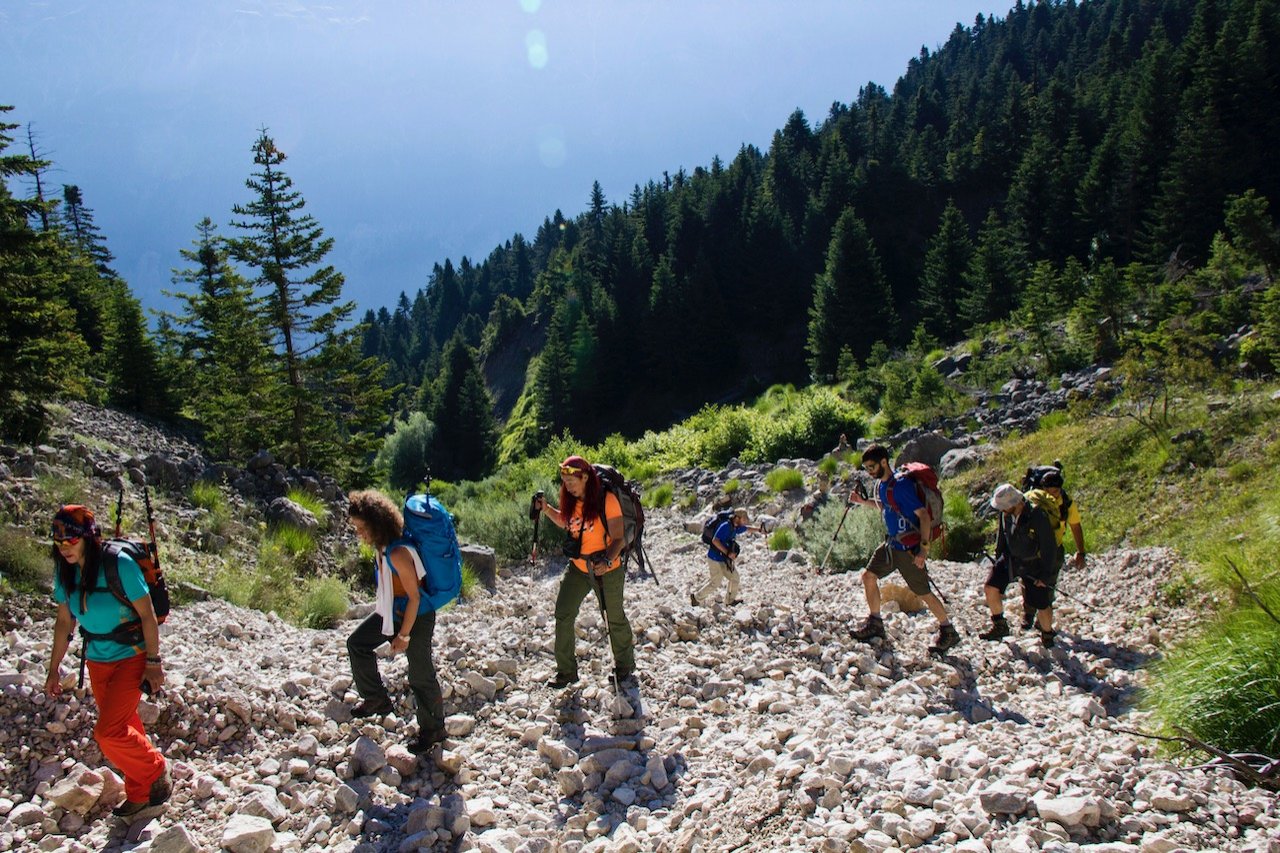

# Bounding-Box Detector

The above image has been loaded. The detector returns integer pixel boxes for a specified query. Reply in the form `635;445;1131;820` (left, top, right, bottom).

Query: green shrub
36;470;87;507
264;525;317;563
765;468;805;493
817;456;839;476
453;497;535;562
799;500;883;573
212;556;294;615
375;411;437;492
698;406;755;467
940;492;987;561
768;527;796;551
0;526;51;590
1144;580;1280;755
646;483;674;508
299;576;350;628
190;481;232;535
723;479;740;494
678;492;698;510
460;563;480;600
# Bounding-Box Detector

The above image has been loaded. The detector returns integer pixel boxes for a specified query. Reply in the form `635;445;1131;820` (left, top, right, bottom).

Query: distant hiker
846;445;960;654
1035;467;1086;572
829;433;852;459
345;490;446;754
692;507;763;607
981;484;1061;647
43;505;172;819
533;455;637;689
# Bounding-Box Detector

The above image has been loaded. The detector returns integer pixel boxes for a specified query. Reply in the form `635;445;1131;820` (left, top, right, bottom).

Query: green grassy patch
286;488;330;526
0;526;52;591
768;527;796;551
645;483;674;509
299;576;350;628
764;468;805;493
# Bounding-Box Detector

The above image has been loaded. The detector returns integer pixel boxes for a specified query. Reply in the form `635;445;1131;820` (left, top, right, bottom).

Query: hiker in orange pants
44;505;170;819
86;655;167;804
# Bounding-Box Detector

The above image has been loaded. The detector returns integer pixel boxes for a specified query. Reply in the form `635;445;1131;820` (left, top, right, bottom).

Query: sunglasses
52;535;82;546
559;465;586;476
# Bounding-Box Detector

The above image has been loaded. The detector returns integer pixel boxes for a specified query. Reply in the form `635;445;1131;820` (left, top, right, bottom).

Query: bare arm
388;545;420;652
44;603;75;697
129;593;165;692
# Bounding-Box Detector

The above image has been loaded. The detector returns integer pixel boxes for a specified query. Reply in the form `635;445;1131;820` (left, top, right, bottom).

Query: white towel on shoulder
373;545;427;636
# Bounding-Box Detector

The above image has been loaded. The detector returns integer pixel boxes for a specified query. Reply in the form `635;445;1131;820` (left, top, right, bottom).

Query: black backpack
1023;462;1072;513
594;464;646;568
700;510;735;547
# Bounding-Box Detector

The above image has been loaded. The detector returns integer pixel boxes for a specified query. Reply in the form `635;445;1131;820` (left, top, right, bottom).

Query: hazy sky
3;1;997;316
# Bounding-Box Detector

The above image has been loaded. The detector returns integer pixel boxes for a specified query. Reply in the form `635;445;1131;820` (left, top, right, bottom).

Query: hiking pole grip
143;487;160;570
528;492;544;565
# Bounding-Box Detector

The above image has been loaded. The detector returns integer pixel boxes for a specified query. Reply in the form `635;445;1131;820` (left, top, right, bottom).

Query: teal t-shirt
53;550;149;662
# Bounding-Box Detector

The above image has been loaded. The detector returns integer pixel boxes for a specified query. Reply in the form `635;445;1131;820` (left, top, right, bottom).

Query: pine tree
165;218;276;459
227;129;365;468
100;280;170;416
806;210;896;380
426;335;497;481
960;209;1025;329
0;108;89;440
917;200;974;342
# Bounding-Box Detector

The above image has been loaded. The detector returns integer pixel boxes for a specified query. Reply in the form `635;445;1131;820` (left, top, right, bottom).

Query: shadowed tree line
4;0;1280;483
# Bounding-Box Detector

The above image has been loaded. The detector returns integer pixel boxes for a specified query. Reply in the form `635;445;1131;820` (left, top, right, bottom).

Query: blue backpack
392;492;462;611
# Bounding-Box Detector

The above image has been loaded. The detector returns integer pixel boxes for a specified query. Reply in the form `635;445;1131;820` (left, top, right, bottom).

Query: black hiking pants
347;609;444;733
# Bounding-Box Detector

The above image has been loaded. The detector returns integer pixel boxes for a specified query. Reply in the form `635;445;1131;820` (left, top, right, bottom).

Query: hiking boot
351;696;393;718
931;623;961;654
728;597;744;606
111;800;151;819
547;672;578;689
148;763;172;806
852;615;885;642
1021;608;1036;630
611;667;637;687
689;592;699;607
979;616;1011;641
1039;629;1058;648
409;727;447;753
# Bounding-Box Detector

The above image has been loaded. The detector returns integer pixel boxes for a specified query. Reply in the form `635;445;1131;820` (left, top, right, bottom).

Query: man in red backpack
846;444;960;654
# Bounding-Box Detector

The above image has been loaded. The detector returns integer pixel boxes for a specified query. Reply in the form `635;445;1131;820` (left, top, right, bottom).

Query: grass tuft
765;467;805;493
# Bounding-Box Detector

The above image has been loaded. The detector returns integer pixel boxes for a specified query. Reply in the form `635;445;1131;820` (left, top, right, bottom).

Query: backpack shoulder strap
385;537;426;583
100;543;138;614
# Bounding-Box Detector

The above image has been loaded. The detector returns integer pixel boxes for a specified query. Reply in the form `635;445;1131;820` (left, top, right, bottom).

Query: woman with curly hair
44;504;171;819
345;490;446;753
532;455;636;688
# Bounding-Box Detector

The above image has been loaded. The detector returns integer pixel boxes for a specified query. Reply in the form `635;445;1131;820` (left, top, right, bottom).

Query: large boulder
894;432;962;470
939;444;996;478
460;543;497;589
266;497;319;531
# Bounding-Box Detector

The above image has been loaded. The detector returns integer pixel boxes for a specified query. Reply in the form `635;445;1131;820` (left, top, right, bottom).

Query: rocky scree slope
0;409;1277;852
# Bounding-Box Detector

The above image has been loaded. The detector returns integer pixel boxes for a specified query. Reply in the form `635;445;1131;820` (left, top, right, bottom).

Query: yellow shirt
568;492;623;574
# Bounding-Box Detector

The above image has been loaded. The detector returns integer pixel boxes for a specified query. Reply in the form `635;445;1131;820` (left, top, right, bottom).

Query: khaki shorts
865;542;932;596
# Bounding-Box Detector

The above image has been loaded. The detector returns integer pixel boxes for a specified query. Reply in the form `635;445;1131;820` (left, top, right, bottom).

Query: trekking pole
114;486;125;538
1039;577;1100;612
143;486;160;569
528;491;544;564
635;540;660;586
820;480;867;573
588;556;625;698
818;503;852;573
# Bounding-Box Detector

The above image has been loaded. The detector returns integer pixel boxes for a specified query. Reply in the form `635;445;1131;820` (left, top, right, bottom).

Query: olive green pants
553;566;635;678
